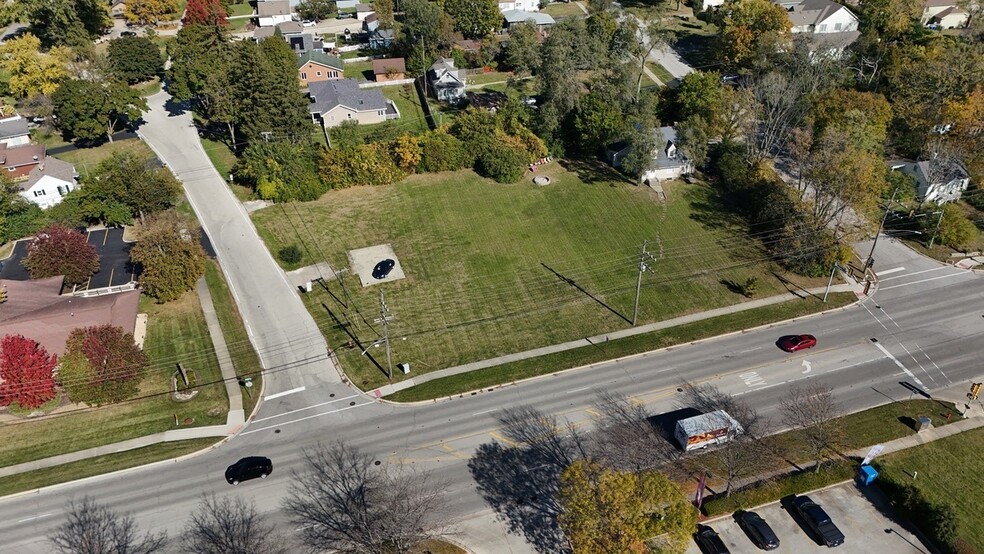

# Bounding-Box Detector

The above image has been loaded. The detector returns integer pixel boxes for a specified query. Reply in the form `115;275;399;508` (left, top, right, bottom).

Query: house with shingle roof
921;0;970;28
774;0;860;53
502;9;555;29
372;58;406;82
298;51;344;86
0;143;45;178
257;0;293;27
0;276;140;357
428;57;466;103
889;158;971;204
307;79;399;128
0;115;31;147
19;156;78;209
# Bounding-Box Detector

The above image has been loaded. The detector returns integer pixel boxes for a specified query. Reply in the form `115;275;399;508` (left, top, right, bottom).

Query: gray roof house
18;156;78;210
502;9;555;28
0;115;30;147
606;126;694;183
774;0;860;54
889;158;971;204
307;79;399;129
428;57;466;103
368;28;395;49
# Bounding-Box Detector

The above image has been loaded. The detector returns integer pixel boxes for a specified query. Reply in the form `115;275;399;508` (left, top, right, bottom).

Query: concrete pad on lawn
687;483;927;553
286;262;340;290
349;244;405;287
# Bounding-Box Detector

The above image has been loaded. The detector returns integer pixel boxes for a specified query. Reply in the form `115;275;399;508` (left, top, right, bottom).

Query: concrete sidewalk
373;282;862;398
0;278;247;480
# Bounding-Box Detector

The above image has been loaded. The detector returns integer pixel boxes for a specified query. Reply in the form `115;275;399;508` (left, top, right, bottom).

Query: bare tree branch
496;406;581;469
283;441;450;554
589;391;680;473
780;382;845;472
49;496;167;554
182;494;290;554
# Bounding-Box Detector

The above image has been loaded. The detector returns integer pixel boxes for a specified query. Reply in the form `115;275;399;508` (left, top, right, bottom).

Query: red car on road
778;334;816;352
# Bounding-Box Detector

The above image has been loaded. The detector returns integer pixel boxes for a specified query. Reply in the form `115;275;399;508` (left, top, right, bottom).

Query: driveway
688;483;929;553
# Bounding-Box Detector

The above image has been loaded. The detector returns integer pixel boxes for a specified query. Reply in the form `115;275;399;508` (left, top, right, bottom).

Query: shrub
279;245;303;265
0;335;58;409
58;325;149;406
876;476;960;550
319;144;405;189
476;133;530;184
418;129;469;173
702;460;856;516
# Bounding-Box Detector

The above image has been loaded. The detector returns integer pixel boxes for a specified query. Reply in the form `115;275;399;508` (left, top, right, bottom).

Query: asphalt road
1;93;980;551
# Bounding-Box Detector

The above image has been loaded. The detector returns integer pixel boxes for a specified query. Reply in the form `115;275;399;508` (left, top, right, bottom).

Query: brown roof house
0;277;140;357
372;58;406;82
0;143;46;178
298;51;344;86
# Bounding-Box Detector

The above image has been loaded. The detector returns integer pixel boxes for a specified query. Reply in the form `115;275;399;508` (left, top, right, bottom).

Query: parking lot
688;483;929;553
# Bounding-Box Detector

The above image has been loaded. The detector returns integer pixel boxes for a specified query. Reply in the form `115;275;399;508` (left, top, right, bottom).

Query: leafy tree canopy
52;79;148;144
22;224;100;285
108;36;165;84
130;212;208;302
0;335;58;410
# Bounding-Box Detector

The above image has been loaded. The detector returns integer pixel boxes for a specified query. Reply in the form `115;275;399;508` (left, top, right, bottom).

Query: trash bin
857;465;878;486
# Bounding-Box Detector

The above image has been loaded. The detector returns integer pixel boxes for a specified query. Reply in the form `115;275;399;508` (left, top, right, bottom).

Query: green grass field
646;62;675;84
343;61;373;80
43;137;157;179
875;426;984;551
253;164;829;389
0;290;227;468
542;1;586;18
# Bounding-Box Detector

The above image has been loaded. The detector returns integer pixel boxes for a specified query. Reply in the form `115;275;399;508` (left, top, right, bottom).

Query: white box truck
674;410;743;451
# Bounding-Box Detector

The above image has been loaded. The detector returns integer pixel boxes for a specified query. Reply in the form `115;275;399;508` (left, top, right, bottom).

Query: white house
18;157;78;209
498;0;540;12
336;0;358;9
890;159;970;204
428;58;467;103
774;0;860;53
355;3;375;21
606;127;694;183
0;115;30;147
921;0;970;28
257;0;293;27
502;9;555;29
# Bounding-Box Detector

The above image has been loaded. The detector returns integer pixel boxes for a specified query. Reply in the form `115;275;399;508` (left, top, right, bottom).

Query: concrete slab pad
349;244;405;287
286;262;339;290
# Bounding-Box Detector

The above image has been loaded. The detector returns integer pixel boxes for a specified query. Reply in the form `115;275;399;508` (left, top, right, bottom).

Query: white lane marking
472;408;498;416
740;371;766;387
896;341;937;386
801;360;812;374
876;267;906;276
880;272;968;290
915;343;950;383
566;386;592;394
17;513;51;523
252;394;358;423
873;342;924;386
263;386;306;401
241;401;375;435
879;266;948;282
860;301;890;331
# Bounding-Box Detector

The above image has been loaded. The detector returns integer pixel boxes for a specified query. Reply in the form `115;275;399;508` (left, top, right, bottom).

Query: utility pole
866;188;899;270
823;262;839;303
632;240;658;326
375;290;395;380
929;209;945;248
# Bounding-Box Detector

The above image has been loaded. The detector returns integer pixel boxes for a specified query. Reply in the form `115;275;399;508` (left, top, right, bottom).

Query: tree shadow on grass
557;157;633;186
468;441;570;554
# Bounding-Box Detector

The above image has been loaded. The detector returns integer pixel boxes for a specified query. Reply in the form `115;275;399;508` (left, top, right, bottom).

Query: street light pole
866;188;899;269
376;290;394;380
632;240;648;326
823;262;838;303
929;209;945;248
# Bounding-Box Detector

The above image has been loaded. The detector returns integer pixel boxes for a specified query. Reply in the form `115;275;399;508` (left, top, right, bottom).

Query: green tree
130;212;208;302
809;89;892;154
20;0;111;49
374;0;395;29
857;0;922;39
571;91;625;154
107;36;164;84
58;325;148;405
232;38;311;142
125;0;180;25
445;0;500;39
52;79;147;144
240;140;324;201
621;123;661;181
559;460;697;554
295;0;336;21
78;150;181;224
399;0;445;50
476;132;530;183
505;21;540;74
674;70;725;123
933;203;978;250
711;0;791;67
166;22;229;103
0;34;71;98
418;128;469;172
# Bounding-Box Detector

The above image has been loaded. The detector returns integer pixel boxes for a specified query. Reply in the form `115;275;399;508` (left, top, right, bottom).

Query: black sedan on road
225;456;272;485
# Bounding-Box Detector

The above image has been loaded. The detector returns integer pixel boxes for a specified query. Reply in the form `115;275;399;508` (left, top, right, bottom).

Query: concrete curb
699;479;856;523
379;291;865;407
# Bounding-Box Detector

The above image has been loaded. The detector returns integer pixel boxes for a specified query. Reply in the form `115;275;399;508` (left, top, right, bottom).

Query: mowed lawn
875;426;984;551
252;164;824;389
0;290;227;467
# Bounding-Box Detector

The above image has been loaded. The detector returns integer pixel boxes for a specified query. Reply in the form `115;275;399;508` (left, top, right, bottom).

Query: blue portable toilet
857;464;878;486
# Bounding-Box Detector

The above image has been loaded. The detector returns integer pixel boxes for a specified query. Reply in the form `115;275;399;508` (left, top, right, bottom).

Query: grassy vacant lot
343;60;373;80
875;426;984;551
466;71;513;86
253;164;830;390
703;398;959;515
0;439;217;498
389;292;855;401
0;290;226;468
542;1;586;18
204;260;264;416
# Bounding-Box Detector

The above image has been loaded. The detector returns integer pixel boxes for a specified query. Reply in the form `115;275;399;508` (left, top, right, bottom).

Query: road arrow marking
802;360;812;374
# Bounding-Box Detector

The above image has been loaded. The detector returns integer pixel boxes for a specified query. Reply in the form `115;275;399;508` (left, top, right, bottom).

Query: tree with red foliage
22;225;100;286
183;0;227;26
0;335;58;410
58;325;149;406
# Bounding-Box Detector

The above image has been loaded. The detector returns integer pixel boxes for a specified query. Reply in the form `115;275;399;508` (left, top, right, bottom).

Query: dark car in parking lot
792;495;845;547
736;510;780;550
694;525;731;554
225;456;272;485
